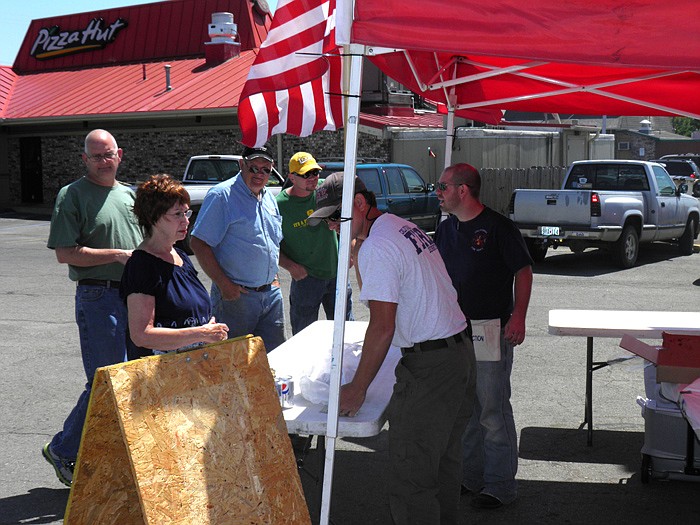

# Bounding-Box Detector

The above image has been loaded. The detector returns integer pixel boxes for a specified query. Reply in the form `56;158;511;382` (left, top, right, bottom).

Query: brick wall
5;128;390;206
612;130;659;160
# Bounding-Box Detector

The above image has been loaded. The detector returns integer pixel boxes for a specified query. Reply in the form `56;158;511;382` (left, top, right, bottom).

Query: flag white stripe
247;41;324;80
249;92;270;148
321;68;336;130
270;89;291;137
259;4;330;49
300;81;316;136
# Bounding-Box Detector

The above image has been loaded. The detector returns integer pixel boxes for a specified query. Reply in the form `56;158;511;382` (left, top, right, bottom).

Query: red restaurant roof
0;67;17;118
0;0;273;123
3;53;257;121
1;1;455;130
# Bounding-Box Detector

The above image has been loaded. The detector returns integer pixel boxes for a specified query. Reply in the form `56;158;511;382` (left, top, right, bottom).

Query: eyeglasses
166;209;192;220
436;181;467;191
324;209;352;224
86;151;118;162
248;165;272;175
296;169;321;179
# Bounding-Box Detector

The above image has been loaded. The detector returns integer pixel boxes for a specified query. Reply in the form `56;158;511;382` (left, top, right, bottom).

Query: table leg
316;435;326;517
585;336;593;446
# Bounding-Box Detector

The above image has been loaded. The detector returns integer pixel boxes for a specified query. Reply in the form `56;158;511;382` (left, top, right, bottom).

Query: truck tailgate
513;190;591;225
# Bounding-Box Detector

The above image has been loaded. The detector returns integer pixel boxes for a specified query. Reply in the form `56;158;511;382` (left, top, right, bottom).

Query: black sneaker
42;443;74;487
471;493;503;509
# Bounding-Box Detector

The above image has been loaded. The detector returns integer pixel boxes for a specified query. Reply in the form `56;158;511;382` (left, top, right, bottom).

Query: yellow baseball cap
289;152;321;175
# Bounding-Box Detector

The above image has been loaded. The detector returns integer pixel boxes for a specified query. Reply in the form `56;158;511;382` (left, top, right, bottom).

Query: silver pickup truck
508;160;699;268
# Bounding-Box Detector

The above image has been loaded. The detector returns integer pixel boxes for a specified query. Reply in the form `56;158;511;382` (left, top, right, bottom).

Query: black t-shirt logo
471;229;488;252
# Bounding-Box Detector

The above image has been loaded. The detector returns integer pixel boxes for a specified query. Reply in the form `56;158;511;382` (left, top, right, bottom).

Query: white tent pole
319;41;365;525
444;89;456;168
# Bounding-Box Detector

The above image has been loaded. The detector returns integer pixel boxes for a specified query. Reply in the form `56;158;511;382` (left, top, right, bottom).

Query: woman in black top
120;174;228;358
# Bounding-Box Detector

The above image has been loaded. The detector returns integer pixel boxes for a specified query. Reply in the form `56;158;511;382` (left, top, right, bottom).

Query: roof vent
639;119;652;134
205;12;241;66
164;64;172;91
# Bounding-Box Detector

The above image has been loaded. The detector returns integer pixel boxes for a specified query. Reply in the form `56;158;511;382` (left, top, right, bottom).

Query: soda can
277;375;294;408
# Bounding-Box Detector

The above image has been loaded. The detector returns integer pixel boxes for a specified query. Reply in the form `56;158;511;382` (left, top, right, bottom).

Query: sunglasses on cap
295;169;321;179
324;209;352;224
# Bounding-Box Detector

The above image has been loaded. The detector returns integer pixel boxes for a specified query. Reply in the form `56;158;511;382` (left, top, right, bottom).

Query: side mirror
677;183;688;196
426;183;435;192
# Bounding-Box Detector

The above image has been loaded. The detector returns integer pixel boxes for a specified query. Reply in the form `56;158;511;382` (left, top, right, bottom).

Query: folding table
548;309;700;445
267;320;400;513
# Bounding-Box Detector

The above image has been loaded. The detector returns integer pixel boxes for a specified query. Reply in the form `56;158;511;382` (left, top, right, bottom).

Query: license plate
540;226;562;236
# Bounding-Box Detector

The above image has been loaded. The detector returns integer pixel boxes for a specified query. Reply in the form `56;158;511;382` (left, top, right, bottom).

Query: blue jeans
462;331;518;504
289;275;354;335
50;285;128;461
211;283;285;352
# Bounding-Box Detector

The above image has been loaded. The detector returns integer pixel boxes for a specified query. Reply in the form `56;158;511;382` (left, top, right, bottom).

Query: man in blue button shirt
191;145;285;351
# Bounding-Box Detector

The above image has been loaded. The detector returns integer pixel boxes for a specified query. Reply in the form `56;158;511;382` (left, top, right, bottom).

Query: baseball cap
242;145;274;163
307;172;367;226
289;152;321;175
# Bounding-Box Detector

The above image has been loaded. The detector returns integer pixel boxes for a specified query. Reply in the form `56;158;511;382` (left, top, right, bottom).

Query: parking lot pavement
1;214;700;524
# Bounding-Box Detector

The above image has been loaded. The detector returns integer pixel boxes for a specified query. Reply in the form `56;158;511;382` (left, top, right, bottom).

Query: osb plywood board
65;336;310;525
64;362;145;524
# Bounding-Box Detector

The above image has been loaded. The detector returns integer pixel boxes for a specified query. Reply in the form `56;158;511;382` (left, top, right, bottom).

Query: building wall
613;130;659;160
2;127;390;206
611;130;700;160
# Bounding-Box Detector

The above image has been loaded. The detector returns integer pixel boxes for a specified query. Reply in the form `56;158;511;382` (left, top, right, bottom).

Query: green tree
672;117;700;137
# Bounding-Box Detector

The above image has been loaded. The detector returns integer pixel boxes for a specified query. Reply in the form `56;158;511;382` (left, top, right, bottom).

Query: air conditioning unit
618;142;630;151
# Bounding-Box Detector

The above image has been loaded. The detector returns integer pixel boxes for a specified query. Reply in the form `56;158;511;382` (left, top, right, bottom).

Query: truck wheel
525;238;548;263
641;454;652;484
613;225;639;268
569;242;586;254
678;217;697;256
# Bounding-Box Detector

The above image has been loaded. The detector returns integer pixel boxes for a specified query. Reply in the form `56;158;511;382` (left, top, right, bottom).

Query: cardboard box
620;332;700;384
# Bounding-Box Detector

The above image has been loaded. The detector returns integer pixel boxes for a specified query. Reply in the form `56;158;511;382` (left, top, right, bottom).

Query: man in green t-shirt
43;129;143;487
277;152;353;334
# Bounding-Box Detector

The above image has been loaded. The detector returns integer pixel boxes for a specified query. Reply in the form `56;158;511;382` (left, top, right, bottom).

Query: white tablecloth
267;320;400;438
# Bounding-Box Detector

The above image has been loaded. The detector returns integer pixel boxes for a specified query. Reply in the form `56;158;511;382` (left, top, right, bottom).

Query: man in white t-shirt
308;173;477;524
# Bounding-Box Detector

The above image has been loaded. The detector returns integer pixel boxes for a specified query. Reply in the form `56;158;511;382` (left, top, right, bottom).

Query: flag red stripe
272;0;327;27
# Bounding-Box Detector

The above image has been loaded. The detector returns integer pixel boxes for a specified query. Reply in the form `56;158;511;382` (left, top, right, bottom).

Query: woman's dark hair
133;174;190;237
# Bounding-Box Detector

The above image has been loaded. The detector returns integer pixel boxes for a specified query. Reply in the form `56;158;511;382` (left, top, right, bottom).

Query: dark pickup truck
319;162;440;233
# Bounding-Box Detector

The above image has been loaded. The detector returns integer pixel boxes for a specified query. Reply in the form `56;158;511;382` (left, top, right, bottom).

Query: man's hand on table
339;381;366;417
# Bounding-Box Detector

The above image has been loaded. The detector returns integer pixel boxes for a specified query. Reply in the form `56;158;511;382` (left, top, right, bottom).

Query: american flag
239;0;343;148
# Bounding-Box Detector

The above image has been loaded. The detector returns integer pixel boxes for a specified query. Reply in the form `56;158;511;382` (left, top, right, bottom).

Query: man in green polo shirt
277;152;353;334
43;129;142;487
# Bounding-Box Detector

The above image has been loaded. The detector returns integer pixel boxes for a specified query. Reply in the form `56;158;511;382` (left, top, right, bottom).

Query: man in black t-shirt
434;163;533;510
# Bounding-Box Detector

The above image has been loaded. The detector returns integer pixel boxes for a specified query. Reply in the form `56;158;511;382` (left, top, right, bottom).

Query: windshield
565;164;649;191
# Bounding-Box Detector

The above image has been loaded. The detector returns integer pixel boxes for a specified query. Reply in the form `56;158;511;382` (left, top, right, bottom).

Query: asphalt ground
1;210;700;524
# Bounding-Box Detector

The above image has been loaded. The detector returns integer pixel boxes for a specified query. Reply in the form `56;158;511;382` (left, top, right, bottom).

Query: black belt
402;330;467;355
241;283;272;292
77;279;121;288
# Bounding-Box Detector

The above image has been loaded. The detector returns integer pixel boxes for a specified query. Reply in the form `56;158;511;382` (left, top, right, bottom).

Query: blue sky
1;0;278;66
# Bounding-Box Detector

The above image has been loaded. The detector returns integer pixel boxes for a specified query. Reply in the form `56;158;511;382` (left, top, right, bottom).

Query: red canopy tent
272;2;700;522
350;1;700;163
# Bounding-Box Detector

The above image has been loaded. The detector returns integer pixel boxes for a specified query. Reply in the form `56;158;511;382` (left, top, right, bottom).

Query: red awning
342;0;700;119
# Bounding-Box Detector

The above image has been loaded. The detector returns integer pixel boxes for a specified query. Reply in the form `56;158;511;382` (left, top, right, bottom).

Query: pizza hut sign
30;18;128;60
